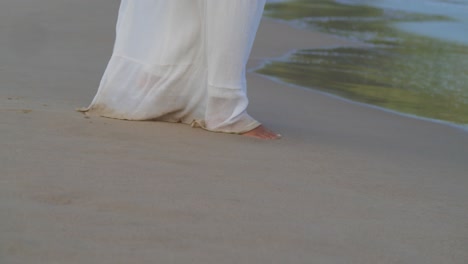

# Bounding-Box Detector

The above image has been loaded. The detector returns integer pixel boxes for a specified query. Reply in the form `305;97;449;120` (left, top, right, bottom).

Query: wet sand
1;1;468;263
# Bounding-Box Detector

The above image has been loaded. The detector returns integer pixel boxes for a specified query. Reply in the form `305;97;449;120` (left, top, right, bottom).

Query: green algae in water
260;0;468;125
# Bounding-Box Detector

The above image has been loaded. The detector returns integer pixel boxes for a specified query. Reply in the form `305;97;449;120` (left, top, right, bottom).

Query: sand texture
1;1;468;263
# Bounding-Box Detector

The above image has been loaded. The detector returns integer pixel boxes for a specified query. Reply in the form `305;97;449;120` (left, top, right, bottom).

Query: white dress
81;0;266;133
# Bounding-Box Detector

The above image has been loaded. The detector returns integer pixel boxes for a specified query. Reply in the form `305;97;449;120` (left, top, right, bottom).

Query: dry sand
1;1;468;263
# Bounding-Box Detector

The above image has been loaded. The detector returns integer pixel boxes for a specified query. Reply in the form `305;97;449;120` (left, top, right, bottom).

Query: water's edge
256;0;468;132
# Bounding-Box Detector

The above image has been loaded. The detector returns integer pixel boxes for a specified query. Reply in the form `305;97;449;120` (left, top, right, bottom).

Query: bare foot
242;125;281;140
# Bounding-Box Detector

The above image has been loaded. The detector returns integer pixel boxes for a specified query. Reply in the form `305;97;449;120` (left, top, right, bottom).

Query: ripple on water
262;0;468;126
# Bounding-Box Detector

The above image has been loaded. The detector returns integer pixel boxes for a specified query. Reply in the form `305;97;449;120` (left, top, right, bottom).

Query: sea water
261;0;468;127
342;0;468;45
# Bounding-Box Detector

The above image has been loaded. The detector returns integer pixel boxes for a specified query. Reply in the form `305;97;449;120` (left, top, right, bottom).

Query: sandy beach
1;1;468;263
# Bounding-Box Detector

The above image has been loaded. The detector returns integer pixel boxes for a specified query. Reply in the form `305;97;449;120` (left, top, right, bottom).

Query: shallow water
261;0;468;125
341;0;468;45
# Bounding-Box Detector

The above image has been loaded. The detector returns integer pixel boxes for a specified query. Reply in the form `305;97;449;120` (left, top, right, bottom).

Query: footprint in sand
0;109;33;113
4;96;24;100
31;192;80;206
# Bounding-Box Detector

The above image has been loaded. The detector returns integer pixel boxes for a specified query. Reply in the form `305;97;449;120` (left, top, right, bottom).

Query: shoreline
253;18;468;133
261;1;468;128
257;69;468;133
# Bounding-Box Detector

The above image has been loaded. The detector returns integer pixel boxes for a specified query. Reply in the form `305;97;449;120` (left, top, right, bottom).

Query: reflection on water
260;0;468;125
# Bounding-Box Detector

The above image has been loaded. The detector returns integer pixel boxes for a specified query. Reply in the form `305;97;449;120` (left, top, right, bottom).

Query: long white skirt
81;0;266;133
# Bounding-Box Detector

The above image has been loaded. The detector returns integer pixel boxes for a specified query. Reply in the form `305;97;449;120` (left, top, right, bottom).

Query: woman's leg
204;0;280;139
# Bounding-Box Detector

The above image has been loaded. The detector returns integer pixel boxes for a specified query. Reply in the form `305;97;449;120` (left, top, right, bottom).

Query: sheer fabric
81;0;266;133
